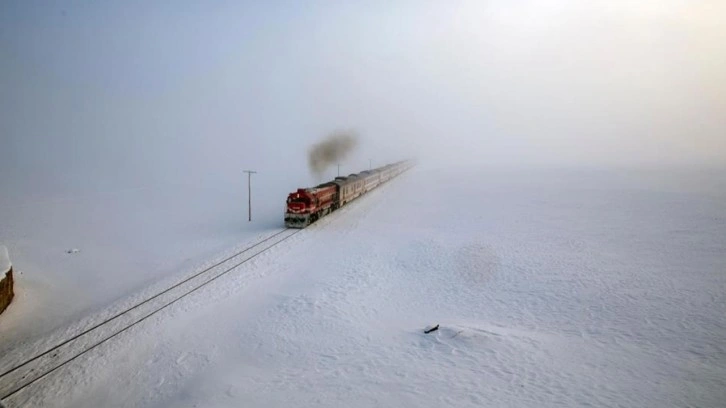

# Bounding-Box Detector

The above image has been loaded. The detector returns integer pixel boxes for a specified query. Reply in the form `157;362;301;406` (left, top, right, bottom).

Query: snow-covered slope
3;166;726;407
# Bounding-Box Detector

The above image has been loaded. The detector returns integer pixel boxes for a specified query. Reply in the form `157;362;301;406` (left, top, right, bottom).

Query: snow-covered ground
2;166;726;407
0;178;298;351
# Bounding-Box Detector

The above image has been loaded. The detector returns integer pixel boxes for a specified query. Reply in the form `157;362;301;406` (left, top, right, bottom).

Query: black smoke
308;131;359;176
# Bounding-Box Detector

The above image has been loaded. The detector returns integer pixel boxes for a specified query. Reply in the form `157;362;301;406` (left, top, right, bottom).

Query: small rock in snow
424;324;440;334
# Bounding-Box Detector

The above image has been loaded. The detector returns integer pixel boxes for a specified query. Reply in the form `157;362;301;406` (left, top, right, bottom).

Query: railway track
0;228;301;402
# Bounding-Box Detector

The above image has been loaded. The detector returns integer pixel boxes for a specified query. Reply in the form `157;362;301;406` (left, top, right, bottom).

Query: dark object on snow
424;324;439;334
0;246;13;316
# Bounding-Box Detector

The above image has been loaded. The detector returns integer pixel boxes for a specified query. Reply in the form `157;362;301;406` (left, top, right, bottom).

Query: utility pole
369;159;372;170
243;170;256;222
337;163;340;177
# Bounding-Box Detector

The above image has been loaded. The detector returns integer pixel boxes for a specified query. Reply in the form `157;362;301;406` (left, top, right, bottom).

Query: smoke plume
308;131;359;176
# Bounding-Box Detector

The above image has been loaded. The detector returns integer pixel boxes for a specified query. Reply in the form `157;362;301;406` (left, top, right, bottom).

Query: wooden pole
243;170;256;221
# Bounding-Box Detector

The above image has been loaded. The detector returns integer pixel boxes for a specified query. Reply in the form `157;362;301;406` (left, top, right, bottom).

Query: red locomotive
285;161;412;228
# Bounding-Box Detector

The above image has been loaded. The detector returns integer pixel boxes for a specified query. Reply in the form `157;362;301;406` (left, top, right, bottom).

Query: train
284;160;414;228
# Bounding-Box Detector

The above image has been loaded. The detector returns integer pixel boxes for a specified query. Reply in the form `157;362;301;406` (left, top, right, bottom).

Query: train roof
289;159;412;196
315;181;337;189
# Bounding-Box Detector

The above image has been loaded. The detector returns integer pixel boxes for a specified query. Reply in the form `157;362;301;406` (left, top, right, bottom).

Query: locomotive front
284;184;338;228
285;189;314;228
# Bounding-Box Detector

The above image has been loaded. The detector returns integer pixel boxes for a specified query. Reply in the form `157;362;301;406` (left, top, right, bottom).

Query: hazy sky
2;0;724;191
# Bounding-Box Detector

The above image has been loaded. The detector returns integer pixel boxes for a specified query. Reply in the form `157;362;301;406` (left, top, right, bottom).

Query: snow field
2;166;725;407
0;181;293;353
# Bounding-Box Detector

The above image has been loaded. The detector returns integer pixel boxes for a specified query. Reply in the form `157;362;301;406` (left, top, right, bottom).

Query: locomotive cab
284;190;311;227
287;189;311;212
284;184;337;228
287;189;312;214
